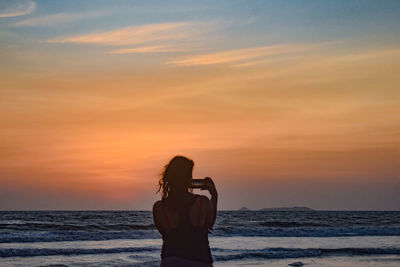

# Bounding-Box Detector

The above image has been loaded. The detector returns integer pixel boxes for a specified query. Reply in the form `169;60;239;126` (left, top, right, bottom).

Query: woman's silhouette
153;156;218;267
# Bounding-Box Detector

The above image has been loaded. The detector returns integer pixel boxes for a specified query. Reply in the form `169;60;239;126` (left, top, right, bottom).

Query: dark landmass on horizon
238;206;315;211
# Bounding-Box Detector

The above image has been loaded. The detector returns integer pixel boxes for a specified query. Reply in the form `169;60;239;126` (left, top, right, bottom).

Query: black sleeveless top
161;195;213;263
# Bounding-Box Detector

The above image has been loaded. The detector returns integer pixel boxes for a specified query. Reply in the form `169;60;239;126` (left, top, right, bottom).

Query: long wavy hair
157;155;194;199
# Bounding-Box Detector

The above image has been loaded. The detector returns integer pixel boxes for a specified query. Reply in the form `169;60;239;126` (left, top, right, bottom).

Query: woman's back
153;193;213;264
153;156;217;266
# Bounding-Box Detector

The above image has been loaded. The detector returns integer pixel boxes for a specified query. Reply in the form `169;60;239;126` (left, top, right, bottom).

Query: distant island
238;206;315;211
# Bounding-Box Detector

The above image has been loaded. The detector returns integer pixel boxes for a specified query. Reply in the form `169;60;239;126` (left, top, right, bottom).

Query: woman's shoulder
194;194;211;203
152;200;164;213
189;194;212;228
193;193;209;200
192;194;212;211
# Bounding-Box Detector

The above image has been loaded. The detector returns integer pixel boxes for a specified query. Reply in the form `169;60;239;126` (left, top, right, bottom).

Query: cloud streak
168;43;335;66
14;10;108;27
0;0;35;18
109;45;187;54
48;22;192;46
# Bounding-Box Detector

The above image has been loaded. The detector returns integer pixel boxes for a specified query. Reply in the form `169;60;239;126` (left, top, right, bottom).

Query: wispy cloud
0;0;35;18
168;43;335;66
231;59;274;68
109;45;187;54
14;10;108;27
48;22;193;46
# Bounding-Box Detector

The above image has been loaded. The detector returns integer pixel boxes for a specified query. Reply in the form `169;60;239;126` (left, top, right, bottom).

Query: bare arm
201;177;218;229
152;201;165;235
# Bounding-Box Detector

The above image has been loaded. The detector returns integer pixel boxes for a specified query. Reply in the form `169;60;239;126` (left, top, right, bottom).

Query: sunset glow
1;0;399;210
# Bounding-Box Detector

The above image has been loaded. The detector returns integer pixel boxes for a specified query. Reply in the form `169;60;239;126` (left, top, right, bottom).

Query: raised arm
201;177;218;229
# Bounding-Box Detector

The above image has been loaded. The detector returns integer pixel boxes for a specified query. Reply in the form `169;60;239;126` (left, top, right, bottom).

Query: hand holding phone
191;178;206;189
191;177;217;197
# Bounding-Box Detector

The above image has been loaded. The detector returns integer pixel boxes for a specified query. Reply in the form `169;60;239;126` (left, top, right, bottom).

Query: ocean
0;210;399;266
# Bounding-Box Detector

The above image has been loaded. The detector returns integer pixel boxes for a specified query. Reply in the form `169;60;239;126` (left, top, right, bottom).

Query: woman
153;156;218;267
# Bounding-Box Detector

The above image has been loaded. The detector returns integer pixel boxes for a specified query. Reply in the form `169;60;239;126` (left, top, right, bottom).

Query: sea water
0;210;399;266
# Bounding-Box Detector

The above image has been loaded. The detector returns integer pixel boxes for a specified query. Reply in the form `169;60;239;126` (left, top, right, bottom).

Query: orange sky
1;0;399;210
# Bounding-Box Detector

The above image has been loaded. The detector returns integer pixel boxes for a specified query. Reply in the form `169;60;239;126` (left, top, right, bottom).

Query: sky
0;0;399;210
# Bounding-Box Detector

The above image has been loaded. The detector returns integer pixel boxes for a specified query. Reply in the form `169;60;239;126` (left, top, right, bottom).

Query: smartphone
191;178;206;189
